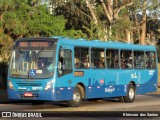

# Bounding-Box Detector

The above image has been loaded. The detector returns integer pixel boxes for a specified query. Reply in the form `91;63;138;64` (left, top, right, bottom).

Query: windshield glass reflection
9;50;55;78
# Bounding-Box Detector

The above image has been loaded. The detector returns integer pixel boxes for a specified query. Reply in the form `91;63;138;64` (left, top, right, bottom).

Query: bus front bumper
7;89;56;101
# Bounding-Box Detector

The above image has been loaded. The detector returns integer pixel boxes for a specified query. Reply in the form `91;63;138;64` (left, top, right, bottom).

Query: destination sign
17;41;54;48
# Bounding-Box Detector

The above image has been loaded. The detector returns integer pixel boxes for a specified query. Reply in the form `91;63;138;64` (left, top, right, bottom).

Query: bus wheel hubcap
73;92;80;102
129;88;134;100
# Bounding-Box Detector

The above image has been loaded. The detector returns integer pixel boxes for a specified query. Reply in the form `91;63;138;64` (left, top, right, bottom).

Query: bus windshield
9;49;55;79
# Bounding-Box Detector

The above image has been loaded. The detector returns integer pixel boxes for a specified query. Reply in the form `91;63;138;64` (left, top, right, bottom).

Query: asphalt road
0;94;160;111
0;93;160;119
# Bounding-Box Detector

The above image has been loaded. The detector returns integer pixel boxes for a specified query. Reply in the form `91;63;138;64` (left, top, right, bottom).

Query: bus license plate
24;92;33;97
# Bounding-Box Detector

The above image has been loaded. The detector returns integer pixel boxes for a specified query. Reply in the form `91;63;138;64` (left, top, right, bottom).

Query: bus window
74;47;90;69
120;50;133;69
106;49;119;69
134;51;144;69
58;48;72;76
145;51;156;69
91;48;105;69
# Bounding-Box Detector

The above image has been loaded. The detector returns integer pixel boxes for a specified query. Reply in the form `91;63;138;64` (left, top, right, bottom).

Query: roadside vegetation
158;63;160;83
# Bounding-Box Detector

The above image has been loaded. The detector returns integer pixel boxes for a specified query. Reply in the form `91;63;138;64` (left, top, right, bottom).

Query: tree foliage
0;0;86;62
1;0;67;39
50;0;160;43
0;0;160;62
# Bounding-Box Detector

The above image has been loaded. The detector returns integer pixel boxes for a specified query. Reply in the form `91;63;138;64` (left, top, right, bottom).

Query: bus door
56;46;74;100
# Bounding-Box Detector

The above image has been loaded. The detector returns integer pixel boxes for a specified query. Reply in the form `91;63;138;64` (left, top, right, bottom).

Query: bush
0;62;8;89
156;45;160;63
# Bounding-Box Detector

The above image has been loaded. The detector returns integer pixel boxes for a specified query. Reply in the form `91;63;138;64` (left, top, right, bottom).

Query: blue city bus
8;36;158;107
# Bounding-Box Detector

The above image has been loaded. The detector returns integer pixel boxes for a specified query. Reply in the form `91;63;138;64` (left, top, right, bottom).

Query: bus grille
19;93;39;99
16;82;42;86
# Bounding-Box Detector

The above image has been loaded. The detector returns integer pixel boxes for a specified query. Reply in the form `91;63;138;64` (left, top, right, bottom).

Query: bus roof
52;36;156;51
15;36;156;51
16;37;58;42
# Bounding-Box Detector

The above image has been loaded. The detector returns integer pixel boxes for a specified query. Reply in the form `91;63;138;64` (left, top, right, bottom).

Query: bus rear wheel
123;84;135;103
68;86;82;107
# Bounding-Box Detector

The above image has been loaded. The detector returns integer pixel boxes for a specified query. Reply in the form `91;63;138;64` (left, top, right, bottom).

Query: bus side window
120;50;132;69
106;49;119;69
134;51;144;69
74;47;90;69
91;48;105;69
145;51;156;69
58;48;72;76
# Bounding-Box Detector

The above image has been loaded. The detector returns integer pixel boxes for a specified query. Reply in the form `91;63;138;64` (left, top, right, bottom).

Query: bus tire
68;86;82;107
123;84;135;103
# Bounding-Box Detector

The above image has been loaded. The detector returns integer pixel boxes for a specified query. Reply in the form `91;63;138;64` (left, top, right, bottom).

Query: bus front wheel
123;84;135;103
68;86;82;107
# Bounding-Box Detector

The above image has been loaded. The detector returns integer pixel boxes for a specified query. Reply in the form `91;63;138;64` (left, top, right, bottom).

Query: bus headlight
8;80;14;90
44;80;53;91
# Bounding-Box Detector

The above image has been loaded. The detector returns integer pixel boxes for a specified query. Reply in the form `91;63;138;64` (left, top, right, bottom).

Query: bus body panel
7;36;158;102
53;69;157;101
7;77;57;101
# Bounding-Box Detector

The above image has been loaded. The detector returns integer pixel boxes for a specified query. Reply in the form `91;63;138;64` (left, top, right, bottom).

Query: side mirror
58;61;62;74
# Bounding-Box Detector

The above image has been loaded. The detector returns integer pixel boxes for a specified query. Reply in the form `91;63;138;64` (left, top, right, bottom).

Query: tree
0;0;68;62
50;0;134;41
140;0;147;45
129;0;160;44
50;0;160;44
